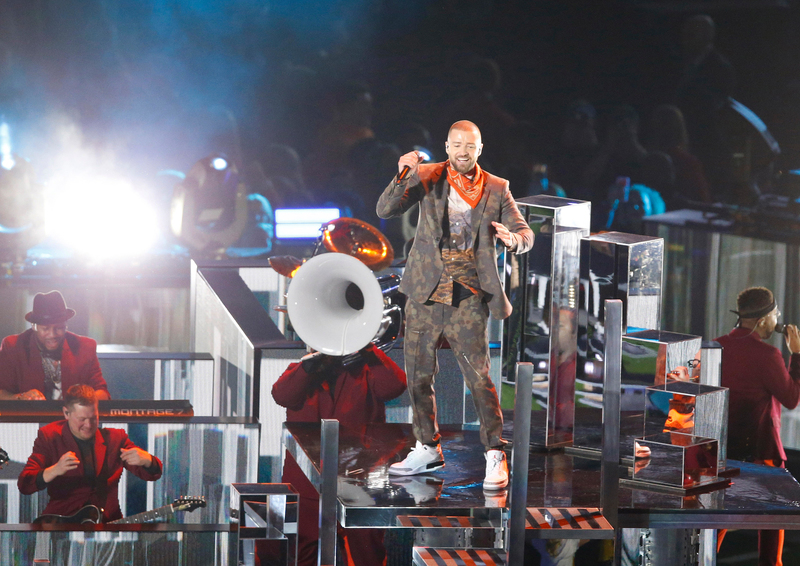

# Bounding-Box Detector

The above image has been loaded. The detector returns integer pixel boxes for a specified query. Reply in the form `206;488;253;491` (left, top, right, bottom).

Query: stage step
412;547;506;566
525;507;615;539
397;515;499;529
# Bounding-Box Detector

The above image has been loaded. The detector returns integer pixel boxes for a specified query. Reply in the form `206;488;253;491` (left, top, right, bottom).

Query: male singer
377;120;534;490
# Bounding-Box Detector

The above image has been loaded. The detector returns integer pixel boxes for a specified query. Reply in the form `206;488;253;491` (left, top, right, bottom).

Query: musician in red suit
715;287;800;566
18;385;162;522
0;291;110;401
272;343;407;566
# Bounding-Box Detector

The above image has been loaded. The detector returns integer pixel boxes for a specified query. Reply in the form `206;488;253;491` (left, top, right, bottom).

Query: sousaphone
271;218;401;357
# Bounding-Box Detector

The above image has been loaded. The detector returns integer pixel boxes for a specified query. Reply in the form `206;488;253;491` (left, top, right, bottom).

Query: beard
449;156;476;174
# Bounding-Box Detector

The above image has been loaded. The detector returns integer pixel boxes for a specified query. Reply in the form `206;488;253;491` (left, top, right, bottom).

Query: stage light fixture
0;155;45;261
170;153;248;257
44;175;160;260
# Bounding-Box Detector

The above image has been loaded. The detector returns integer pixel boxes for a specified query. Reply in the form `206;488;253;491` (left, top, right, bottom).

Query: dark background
2;0;799;181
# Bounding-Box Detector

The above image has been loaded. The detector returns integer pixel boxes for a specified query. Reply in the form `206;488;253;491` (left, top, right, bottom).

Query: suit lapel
94;429;107;478
27;332;48;392
60;335;75;386
61;422;84;476
434;173;447;230
470;181;492;246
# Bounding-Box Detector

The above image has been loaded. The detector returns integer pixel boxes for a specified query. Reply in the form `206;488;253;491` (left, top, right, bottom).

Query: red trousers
718;459;784;566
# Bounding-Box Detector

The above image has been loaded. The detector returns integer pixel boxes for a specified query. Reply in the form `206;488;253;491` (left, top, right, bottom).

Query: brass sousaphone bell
273;218;401;358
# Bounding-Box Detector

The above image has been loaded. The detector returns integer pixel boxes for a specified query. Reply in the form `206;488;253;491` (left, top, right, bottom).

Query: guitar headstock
172;495;206;513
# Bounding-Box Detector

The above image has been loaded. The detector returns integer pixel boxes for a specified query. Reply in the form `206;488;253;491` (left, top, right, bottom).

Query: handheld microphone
397;165;411;181
775;323;789;335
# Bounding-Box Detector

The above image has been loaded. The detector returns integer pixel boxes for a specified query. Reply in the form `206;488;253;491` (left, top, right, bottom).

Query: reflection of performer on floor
272;343;406;566
377;120;534;490
715;287;800;566
18;385;162;522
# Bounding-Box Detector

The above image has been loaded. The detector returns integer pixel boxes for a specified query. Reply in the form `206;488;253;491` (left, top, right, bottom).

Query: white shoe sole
483;477;508;491
388;460;445;476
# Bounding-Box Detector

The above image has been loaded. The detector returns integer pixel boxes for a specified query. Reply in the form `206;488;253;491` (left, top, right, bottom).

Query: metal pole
602;300;622;564
318;419;339;566
507;362;534;566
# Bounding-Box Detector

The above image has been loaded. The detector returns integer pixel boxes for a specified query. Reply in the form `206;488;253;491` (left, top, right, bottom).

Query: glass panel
0;420;258;524
193;274;255;417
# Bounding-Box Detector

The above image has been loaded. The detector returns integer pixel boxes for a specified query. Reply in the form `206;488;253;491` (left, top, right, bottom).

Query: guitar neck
110;503;176;524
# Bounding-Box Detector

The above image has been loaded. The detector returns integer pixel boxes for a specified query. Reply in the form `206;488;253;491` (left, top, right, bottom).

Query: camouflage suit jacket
377;162;534;320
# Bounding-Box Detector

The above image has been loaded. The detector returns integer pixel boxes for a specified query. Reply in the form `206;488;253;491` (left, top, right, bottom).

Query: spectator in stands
304;80;375;190
549;100;599;201
272;344;406;566
675;14;736;200
0;291;110;401
582;105;674;227
647;104;712;207
441;56;517;171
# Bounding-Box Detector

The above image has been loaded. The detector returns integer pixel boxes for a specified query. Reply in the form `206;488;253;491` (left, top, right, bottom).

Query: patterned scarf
446;161;486;208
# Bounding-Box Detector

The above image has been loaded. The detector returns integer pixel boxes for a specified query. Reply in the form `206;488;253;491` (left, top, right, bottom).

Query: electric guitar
34;495;206;524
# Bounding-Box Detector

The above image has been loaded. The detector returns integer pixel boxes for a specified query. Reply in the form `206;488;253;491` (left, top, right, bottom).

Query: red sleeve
763;350;800;410
271;361;319;411
364;347;407;402
83;339;110;398
0;336;21;394
119;433;162;481
18;427;54;495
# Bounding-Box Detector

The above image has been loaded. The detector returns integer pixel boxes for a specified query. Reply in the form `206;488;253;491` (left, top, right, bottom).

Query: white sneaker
391;475;444;504
483;449;508;490
389;441;445;475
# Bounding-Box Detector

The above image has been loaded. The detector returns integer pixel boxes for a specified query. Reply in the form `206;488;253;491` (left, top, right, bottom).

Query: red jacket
272;345;406;566
716;327;800;463
272;344;407;428
18;421;162;521
0;329;109;398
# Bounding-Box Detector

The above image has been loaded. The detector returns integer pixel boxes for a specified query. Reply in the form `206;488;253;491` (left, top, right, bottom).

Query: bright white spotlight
44;176;160;260
211;157;228;171
0;122;15;171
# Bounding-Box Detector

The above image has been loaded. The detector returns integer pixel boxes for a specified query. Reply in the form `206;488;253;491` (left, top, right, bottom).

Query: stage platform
283;422;800;532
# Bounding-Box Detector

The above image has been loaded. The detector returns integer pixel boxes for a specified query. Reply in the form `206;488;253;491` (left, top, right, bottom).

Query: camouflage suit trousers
404;295;504;449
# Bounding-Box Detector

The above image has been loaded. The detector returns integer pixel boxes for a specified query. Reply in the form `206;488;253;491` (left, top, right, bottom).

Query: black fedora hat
25;291;76;325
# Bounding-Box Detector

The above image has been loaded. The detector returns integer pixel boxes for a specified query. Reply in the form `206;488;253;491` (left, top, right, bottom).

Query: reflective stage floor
284;422;800;531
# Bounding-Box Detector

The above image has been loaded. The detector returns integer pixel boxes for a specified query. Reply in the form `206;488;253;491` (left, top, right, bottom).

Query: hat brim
25;309;76;325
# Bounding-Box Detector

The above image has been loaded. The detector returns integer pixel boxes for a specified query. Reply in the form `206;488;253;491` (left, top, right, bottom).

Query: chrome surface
633;432;718;488
319;419;339;566
602;300;622;532
644;381;729;472
574;233;663;455
507;363;533;566
282;423;800;531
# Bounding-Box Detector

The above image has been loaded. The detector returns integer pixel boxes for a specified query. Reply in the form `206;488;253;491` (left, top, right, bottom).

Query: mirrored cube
515;195;592;234
231;483;299;566
510;196;590;447
700;341;723;387
633;432;718;488
574;232;664;450
619;330;702;455
644;381;729;471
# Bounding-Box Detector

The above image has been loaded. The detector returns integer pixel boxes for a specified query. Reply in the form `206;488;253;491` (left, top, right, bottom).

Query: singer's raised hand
397;151;422;179
785;324;800;354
